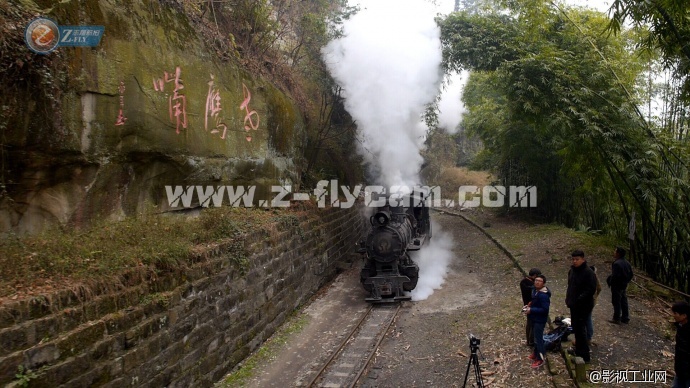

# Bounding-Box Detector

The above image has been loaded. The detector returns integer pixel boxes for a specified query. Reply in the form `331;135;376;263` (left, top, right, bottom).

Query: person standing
565;250;597;363
607;247;634;324
525;274;550;369
520;268;541;346
671;301;690;388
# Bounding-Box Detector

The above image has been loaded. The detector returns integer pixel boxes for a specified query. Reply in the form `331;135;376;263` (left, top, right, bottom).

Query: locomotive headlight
372;211;391;226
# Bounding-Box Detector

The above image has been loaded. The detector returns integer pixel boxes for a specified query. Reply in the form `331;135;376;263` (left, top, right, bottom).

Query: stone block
24;343;60;369
149;341;184;371
28;354;90;387
197;351;219;376
575;357;587;382
179;348;202;372
122;348;147;373
0;352;25;386
91;337;118;362
197;305;218;325
55;322;106;359
28;316;59;348
169;316;195;343
0;326;28;357
59;307;86;333
183;323;214;350
63;364;112;387
146;363;179;387
26;297;53;321
103;377;125;388
169;371;192;388
104;307;144;335
141;295;172;316
124;313;168;349
83;294;119;321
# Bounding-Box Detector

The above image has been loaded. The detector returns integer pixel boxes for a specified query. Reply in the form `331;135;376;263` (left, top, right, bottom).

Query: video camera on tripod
463;334;484;388
469;334;480;351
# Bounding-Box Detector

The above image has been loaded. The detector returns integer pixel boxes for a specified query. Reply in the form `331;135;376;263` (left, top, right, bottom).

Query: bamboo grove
438;0;690;293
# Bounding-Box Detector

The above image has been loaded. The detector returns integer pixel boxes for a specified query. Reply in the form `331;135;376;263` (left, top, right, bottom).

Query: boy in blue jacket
525;274;551;368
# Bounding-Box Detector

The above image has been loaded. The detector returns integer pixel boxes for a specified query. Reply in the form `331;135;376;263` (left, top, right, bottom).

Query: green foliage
607;0;690;95
440;12;522;73
15;365;38;387
140;292;171;307
273;214;304;239
440;6;646;222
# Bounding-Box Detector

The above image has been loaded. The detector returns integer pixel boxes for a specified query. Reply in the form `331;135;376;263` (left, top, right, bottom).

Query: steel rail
306;304;374;388
348;303;402;388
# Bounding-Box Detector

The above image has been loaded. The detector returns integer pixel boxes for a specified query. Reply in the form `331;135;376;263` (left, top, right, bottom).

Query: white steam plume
409;220;453;301
322;0;443;187
438;71;469;134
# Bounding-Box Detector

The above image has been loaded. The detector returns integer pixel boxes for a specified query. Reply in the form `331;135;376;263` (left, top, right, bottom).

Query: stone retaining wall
0;205;366;387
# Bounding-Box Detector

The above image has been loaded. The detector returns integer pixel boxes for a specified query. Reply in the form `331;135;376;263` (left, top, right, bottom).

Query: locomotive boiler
358;192;432;302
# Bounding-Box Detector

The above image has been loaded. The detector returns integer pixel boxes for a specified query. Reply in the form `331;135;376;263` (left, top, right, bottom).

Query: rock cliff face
1;1;306;234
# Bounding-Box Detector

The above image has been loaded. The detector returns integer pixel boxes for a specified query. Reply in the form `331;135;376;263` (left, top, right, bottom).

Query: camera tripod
462;336;484;388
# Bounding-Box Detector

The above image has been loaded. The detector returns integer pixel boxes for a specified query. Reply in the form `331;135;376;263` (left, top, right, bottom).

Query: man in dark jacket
672;301;690;388
525;274;550;369
520;268;541;346
607;247;634;324
565;250;597;363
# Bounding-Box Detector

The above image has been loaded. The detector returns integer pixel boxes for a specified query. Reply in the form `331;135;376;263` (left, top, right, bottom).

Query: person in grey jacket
607;247;633;324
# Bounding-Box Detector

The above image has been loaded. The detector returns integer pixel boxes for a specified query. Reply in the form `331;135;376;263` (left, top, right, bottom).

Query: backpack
545;317;573;351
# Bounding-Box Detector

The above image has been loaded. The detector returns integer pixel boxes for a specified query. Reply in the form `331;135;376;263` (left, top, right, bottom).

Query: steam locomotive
358;191;432;302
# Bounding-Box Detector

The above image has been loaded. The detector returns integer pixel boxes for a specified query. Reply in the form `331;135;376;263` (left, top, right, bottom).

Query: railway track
305;304;401;388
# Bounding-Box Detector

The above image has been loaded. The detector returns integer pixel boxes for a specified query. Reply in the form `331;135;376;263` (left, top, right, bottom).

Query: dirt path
220;210;678;387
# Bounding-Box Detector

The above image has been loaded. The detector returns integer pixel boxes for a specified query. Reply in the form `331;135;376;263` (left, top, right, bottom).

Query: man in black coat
607;247;634;324
520;268;541;346
671;301;690;388
565;250;597;363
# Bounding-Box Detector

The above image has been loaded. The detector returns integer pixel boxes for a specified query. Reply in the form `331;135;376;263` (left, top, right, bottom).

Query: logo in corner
25;17;60;54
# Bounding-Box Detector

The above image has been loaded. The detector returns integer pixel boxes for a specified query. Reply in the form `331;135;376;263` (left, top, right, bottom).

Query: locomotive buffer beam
364;276;411;303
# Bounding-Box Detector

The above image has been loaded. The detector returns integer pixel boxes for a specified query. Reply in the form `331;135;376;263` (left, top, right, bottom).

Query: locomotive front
359;193;431;302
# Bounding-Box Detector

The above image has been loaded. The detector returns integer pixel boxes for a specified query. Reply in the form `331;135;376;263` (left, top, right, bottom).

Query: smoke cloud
322;0;443;187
